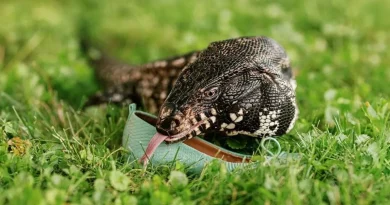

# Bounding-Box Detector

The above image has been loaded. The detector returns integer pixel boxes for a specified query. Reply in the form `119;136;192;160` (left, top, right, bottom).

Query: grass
1;0;390;204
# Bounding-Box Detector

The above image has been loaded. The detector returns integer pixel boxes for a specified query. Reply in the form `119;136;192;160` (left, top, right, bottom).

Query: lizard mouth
164;120;206;142
140;111;217;165
156;108;218;143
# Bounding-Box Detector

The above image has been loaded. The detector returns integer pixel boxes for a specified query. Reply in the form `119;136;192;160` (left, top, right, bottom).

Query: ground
0;0;390;204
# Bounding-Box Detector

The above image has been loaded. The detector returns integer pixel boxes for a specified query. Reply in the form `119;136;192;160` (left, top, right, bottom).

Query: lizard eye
203;87;219;99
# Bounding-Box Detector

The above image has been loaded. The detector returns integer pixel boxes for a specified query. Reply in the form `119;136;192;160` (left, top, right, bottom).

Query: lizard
82;36;298;163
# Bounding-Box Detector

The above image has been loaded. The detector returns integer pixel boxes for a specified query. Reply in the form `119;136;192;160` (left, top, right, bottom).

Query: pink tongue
140;133;168;166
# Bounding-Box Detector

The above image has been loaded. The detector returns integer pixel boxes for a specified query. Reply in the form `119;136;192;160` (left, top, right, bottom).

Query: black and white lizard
84;36;298;156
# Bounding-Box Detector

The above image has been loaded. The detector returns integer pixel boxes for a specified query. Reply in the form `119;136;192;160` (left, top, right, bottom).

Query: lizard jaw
164;120;206;142
164;109;218;143
156;108;218;143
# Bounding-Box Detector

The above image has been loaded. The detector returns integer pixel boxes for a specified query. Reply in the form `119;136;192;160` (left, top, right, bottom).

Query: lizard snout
156;103;181;135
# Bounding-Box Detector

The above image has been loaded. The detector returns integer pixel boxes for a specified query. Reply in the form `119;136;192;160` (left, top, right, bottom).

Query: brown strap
184;138;251;163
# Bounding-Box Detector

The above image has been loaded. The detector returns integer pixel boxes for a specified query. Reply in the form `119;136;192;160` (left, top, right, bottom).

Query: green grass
1;0;390;204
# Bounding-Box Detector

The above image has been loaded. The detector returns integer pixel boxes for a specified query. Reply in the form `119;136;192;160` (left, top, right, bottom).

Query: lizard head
156;36;298;143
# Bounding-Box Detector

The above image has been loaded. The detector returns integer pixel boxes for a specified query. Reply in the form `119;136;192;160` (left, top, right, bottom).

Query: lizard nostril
171;118;181;129
172;118;180;128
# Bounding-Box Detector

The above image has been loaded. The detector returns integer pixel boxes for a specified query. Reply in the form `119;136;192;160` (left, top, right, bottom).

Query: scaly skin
84;36;298;143
84;46;199;114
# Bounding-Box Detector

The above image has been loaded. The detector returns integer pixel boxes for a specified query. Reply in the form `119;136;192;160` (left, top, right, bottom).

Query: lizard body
84;36;298;144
